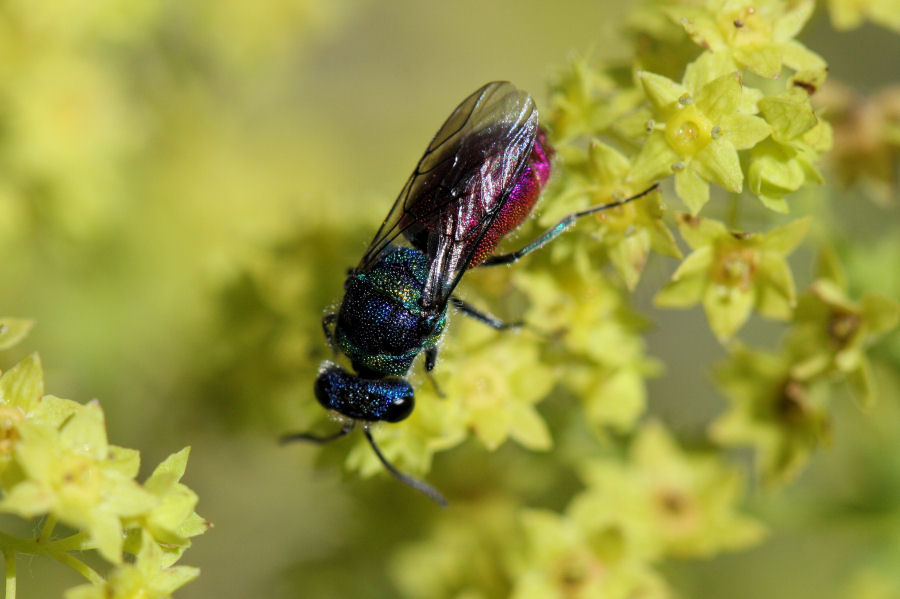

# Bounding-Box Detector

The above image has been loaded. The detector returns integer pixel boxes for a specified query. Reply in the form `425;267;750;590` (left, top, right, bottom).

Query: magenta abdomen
468;128;553;267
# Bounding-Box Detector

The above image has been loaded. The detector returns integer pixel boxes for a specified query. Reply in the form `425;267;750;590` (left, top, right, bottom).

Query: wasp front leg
424;347;446;398
322;313;337;348
450;297;522;330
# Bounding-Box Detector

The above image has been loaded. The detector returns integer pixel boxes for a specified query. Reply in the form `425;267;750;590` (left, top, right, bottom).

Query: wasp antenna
363;426;448;507
571;183;660;219
280;422;355;445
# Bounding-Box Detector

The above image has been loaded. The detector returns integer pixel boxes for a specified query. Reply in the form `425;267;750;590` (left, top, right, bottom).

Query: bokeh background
0;1;898;597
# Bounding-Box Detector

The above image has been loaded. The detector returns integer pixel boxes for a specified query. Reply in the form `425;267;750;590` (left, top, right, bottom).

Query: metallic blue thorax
334;246;446;377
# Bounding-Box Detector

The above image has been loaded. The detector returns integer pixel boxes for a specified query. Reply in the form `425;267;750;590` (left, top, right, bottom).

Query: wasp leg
425;346;438;372
424;347;446;398
322;313;337;348
363;425;447;507
450;297;522;330
480;184;659;267
280;421;355;445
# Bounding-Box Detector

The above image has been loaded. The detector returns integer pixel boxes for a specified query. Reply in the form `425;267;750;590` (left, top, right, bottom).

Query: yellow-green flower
540;141;681;289
0;400;158;562
788;278;900;407
131;447;210;561
711;344;832;483
627;2;707;81
817;83;900;205
826;0;900;32
65;530;199;599
442;323;556;452
665;0;825;78
0;354;82;482
391;499;516;599
547;55;645;142
748;85;831;212
840;236;900;364
0;352;208;594
574;423;764;561
626;422;765;557
629;52;772;214
515;261;659;434
510;507;670;599
655;214;809;341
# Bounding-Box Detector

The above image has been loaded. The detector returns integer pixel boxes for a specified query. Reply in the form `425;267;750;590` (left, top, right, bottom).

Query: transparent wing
357;82;538;307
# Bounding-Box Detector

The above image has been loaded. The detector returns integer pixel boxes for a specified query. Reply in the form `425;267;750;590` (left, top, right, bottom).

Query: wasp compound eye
314;362;414;423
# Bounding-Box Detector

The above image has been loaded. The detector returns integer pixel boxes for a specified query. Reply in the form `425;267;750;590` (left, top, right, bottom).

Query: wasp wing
357;81;538;304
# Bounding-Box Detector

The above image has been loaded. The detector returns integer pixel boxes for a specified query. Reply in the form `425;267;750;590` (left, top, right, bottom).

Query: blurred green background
0;1;898;597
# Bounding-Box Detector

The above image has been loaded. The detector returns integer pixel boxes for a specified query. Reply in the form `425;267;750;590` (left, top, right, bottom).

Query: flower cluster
815;83;900;205
391;423;763;599
543;4;832;297
825;0;900;31
711;256;899;482
0;0;354;245
0;331;208;599
655;214;808;341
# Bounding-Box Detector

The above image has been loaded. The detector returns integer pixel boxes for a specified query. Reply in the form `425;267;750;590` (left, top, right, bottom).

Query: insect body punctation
281;81;656;505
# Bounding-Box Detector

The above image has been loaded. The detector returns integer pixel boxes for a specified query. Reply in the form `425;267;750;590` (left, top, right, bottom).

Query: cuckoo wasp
282;82;656;505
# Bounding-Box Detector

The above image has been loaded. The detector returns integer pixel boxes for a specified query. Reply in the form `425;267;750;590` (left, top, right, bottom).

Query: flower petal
763;217;810;254
638;70;686;111
703;284;756;341
655;247;714;307
629;131;680;184
780;39;826;73
720;114;771;150
675;167;711;214
693;139;743;193
759;91;818;141
0;318;34;351
734;44;783;78
695;72;741;120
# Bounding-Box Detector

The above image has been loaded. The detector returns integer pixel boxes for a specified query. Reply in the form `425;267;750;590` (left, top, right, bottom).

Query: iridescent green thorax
335;246;446;377
358;247;432;313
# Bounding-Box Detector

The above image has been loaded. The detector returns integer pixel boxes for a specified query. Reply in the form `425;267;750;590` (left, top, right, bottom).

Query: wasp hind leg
480;184;659;267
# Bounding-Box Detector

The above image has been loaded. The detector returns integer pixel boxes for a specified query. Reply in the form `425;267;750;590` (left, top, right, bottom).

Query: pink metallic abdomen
467;128;553;267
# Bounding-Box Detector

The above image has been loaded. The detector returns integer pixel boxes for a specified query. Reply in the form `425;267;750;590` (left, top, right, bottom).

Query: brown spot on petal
660;490;687;515
679;214;702;227
827;309;861;348
793;80;817;95
776;379;810;424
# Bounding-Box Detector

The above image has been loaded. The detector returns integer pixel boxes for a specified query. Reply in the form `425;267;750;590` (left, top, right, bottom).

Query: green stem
0;531;100;585
46;532;92;553
3;550;15;599
50;552;103;585
727;192;741;229
37;515;57;544
0;531;92;555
